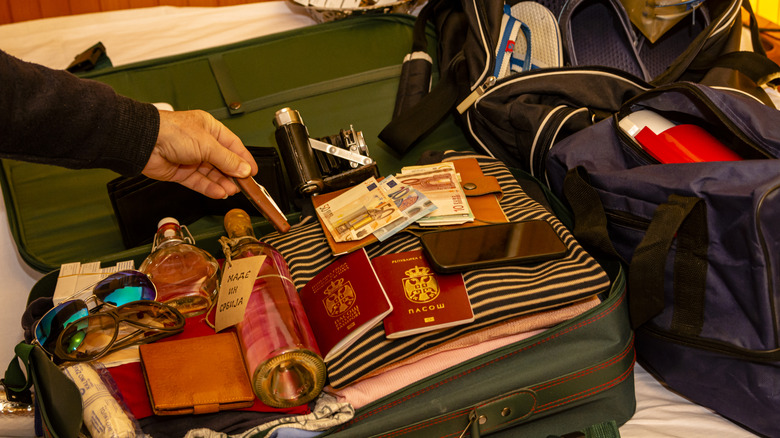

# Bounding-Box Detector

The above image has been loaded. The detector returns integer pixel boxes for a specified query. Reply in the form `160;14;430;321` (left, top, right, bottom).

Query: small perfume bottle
139;217;219;318
222;208;326;408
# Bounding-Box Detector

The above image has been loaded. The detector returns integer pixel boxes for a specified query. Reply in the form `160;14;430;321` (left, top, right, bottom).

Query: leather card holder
139;332;255;416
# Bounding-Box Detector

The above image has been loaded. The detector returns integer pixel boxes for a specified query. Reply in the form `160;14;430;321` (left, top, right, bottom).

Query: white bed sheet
0;4;758;437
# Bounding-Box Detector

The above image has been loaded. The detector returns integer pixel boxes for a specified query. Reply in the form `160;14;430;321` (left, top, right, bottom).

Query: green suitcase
0;14;470;273
2;14;635;438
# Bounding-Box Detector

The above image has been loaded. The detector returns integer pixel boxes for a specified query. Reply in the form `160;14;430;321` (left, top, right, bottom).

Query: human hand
143;109;258;199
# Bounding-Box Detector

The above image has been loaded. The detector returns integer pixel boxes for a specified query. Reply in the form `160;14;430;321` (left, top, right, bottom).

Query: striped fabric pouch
262;152;610;388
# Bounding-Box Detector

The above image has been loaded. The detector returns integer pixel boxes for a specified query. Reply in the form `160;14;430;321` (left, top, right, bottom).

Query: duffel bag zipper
619;82;774;159
757;183;780;341
604;209;651;231
615;126;661;165
641;323;780;363
608;178;780;354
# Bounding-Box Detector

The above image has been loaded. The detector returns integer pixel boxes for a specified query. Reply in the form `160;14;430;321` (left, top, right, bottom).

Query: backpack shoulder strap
379;0;467;155
380;53;467;155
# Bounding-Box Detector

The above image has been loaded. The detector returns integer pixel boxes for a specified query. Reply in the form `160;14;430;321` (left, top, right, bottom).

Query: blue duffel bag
545;81;780;437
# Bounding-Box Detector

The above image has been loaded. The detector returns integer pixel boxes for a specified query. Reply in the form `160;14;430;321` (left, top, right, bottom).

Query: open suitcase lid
0;14;473;273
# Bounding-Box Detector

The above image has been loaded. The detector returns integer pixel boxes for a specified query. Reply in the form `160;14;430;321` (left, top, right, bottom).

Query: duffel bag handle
563;167;708;332
562;167;624;263
630;194;708;334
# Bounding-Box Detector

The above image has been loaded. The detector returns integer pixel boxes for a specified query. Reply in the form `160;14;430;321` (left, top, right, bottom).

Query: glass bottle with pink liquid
221;208;325;408
139;217;219;318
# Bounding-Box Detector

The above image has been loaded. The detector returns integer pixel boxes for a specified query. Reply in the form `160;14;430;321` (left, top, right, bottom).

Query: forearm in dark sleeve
0;50;159;176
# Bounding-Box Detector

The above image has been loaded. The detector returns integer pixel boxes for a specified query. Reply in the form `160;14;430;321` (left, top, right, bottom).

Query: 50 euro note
315;177;404;242
372;176;437;242
397;169;474;226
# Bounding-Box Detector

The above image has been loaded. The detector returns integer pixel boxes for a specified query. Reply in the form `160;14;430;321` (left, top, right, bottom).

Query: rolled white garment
61;363;138;438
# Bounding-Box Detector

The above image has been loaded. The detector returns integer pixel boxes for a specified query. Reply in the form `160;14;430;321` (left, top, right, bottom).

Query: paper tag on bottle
215;255;265;332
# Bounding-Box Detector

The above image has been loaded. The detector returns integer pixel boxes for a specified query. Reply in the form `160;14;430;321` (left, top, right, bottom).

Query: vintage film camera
273;108;380;196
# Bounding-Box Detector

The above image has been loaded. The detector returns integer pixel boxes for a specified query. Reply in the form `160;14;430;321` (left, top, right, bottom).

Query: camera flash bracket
309;131;373;168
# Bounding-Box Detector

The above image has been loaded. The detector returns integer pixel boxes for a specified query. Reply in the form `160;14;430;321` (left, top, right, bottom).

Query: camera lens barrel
273;108;325;195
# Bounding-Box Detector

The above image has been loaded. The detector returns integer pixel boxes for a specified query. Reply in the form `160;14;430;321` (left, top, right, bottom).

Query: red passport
372;250;474;339
298;248;393;361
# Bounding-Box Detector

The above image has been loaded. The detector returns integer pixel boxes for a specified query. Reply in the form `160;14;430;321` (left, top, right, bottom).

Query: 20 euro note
372;176;437;242
315;177;404;242
397;169;474;226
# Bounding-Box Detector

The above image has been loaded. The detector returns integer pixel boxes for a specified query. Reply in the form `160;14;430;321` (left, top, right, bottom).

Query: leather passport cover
312;157;507;256
139;332;255;416
107;146;290;249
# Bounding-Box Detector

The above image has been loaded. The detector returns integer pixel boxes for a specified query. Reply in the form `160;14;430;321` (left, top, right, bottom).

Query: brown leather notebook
139;332;255;416
312;157;507;255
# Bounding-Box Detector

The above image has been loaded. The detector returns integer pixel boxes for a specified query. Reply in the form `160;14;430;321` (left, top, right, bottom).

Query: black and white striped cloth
262;152;610;388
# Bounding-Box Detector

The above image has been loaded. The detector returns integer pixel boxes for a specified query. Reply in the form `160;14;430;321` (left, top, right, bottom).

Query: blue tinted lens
34;301;88;351
93;270;156;305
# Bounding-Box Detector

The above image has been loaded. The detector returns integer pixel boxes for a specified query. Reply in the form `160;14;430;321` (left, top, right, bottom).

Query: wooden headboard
0;0;269;25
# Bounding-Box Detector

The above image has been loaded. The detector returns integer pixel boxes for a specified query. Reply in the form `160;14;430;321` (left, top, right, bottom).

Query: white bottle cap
157;217;180;229
158;218;181;238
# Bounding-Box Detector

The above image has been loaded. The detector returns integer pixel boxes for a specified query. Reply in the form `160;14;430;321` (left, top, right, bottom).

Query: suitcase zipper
460;336;635;437
207;65;404;120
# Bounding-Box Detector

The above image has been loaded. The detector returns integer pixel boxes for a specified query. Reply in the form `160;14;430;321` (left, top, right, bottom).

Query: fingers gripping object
233;176;291;233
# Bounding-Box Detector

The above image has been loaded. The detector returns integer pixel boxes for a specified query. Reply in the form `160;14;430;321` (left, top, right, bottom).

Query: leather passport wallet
139;332;255;416
107;146;290;248
312;157;507;256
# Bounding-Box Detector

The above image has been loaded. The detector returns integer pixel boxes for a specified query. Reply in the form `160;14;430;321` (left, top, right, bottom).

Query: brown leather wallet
313;157;507;255
139;332;255;416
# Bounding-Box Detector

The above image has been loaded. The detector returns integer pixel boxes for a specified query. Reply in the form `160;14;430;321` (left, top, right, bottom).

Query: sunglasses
54;300;185;362
33;270;183;361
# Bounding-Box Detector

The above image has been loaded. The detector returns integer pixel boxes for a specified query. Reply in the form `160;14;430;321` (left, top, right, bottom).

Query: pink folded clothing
327;296;600;409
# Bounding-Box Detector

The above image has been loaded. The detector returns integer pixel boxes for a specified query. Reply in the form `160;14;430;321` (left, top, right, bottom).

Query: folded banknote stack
314;163;474;244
